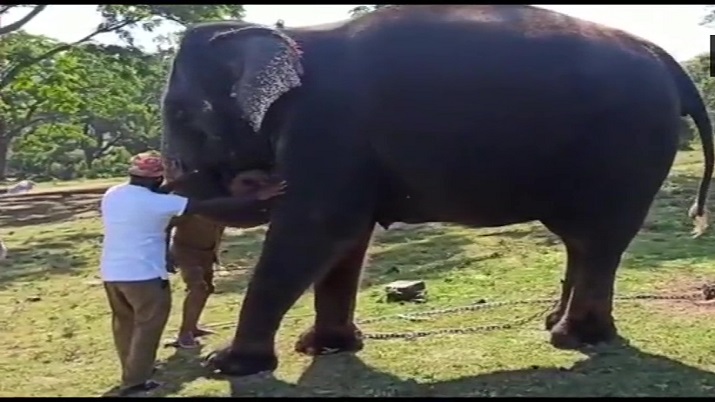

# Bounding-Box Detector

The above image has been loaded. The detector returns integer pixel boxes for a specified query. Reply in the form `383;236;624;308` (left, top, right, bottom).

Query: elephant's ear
210;27;304;133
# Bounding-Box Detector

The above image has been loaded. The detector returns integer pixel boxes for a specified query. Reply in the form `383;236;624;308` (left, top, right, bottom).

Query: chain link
359;300;558;340
190;290;707;341
355;292;704;340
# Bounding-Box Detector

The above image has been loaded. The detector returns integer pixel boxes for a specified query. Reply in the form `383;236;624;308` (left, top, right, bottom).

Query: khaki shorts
170;242;216;294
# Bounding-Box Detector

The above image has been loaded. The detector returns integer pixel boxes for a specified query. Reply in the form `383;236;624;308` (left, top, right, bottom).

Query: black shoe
118;380;162;396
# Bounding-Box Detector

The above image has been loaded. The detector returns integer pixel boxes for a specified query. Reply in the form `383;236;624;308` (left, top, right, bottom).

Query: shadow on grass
364;225;487;288
623;173;715;270
219;341;715;397
212;224;485;295
152;347;207;397
0;192;101;228
212;228;268;295
0;230;99;289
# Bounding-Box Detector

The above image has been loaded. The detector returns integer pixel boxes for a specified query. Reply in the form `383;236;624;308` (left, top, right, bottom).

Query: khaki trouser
103;278;171;387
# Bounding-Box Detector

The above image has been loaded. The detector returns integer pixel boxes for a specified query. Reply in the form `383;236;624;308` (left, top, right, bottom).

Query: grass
1;150;714;397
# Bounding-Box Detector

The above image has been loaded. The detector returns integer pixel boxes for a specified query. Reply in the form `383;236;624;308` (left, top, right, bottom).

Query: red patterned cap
128;151;164;178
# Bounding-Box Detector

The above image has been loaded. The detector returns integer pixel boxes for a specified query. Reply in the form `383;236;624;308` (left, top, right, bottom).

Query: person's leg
192;226;223;337
103;282;134;383
176;261;212;348
191;256;217;337
173;226;224;345
119;278;172;390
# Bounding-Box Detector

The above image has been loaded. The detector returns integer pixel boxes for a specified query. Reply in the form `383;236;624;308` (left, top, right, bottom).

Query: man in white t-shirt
100;151;285;396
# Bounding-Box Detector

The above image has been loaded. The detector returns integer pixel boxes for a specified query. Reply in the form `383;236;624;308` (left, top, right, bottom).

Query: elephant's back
343;4;673;129
344;4;662;84
346;5;651;53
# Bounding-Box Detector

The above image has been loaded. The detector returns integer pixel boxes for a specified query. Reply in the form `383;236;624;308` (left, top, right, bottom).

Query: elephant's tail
652;45;714;237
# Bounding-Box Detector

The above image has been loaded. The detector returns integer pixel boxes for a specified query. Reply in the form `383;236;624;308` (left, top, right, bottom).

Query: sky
3;5;714;61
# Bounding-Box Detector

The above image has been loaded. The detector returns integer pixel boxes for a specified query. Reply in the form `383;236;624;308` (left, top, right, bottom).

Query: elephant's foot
203;345;278;377
295;324;364;356
549;310;617;350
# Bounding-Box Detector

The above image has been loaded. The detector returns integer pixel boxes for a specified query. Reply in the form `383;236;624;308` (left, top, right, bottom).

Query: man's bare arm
181;179;285;223
183;195;263;223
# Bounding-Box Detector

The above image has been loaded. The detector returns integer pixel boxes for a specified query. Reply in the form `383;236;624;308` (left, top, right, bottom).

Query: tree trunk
84;152;95;169
0;118;9;180
0;136;10;181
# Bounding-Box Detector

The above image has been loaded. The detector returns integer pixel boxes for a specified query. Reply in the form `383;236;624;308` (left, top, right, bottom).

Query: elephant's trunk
160;112;179;176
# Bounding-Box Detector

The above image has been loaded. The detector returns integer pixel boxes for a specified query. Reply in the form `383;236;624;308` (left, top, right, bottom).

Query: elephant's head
161;23;304;176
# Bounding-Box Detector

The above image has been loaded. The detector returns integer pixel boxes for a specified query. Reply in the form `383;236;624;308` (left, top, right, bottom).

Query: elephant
160;5;714;376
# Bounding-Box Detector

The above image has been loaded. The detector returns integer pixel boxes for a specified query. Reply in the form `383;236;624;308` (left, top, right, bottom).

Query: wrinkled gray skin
161;5;714;377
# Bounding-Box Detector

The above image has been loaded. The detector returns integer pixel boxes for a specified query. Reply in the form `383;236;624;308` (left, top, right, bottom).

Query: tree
71;44;170;166
0;5;245;89
680;53;715;150
0;33;84;179
0;5;47;36
0;5;246;178
6;42;170;180
702;5;715;26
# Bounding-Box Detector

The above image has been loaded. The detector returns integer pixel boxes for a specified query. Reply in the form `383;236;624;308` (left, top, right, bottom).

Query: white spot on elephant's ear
237;44;303;133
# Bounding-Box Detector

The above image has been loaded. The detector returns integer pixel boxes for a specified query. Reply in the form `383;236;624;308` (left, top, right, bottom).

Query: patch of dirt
0;190;104;228
651;299;715;318
649;276;715;318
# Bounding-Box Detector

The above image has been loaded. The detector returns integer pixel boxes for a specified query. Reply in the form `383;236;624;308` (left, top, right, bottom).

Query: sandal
164;337;200;349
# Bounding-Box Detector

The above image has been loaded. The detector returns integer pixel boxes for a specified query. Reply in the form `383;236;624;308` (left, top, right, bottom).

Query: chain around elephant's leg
295;229;373;356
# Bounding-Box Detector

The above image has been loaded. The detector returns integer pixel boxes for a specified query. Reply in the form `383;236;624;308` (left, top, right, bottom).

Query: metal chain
188;290;707;341
359;300;557;340
356;292;703;340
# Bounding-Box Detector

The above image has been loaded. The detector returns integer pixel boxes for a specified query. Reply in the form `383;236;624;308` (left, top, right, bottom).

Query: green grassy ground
0;150;714;397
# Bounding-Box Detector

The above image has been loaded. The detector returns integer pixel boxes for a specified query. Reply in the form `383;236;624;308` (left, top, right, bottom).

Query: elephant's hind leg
543;211;647;349
547;240;621;349
295;228;373;355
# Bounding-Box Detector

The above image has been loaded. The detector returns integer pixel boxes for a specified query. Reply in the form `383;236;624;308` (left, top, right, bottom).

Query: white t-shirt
99;183;188;282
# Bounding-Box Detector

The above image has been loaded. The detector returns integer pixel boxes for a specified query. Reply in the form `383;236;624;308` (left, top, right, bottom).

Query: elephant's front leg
295;228;374;355
204;212;374;376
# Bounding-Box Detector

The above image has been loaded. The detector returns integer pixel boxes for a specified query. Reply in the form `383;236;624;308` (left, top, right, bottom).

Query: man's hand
254;180;287;201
